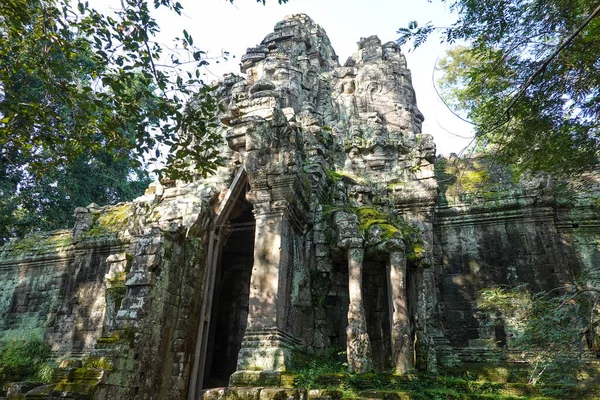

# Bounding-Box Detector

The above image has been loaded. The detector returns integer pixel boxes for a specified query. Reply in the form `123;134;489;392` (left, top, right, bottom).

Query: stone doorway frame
188;167;249;399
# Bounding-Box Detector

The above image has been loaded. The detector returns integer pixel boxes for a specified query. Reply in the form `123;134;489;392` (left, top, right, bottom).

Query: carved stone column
388;250;413;374
231;201;299;386
346;244;373;373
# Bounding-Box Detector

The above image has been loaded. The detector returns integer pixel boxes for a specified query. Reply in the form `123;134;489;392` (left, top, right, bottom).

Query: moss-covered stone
82;357;114;371
83;204;132;237
0;230;72;258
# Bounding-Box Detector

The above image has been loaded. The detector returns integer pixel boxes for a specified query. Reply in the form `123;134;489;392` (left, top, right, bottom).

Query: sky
99;0;475;156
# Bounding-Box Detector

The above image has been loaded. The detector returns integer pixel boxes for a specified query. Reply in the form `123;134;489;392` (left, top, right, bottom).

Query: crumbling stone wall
0;230;120;356
97;229;208;399
0;13;599;400
0;177;225;399
434;157;600;357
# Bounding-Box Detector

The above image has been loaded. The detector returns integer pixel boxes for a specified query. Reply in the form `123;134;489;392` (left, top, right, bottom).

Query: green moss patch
2;230;72;257
355;206;424;257
326;169;358;185
84;204;131;237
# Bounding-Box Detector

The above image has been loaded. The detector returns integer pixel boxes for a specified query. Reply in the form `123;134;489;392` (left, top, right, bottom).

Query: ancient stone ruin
0;14;598;399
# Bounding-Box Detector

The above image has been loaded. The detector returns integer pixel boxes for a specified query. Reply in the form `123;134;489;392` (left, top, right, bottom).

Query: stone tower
0;13;598;400
214;14;438;385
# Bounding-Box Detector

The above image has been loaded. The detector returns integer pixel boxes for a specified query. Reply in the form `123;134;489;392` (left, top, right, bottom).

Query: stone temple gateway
0;14;598;400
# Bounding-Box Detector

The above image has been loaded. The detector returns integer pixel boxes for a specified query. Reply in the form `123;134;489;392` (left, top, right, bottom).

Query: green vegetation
83;357;114;371
398;0;600;176
0;0;295;244
478;282;600;386
356;207;401;239
355;206;424;260
320;167;427;261
435;157;495;204
325;169;358;185
84;204;132;237
290;350;592;399
5;230;72;256
435;157;521;204
293;348;347;389
0;0;224;185
0;148;150;245
0;338;52;384
321;203;424;257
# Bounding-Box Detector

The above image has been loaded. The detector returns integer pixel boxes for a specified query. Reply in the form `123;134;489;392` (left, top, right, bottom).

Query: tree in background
1;0;223;182
398;0;600;176
400;1;600;382
479;282;600;385
0;0;285;243
0;0;214;243
0;144;151;243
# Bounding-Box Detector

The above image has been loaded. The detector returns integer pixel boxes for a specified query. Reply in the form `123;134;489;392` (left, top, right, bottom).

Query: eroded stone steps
200;386;558;400
4;355;111;399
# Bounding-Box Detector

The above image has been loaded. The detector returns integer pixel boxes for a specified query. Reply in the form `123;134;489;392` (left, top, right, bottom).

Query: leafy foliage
0;0;225;181
398;0;600;176
0;0;289;242
0;1;158;241
478;283;600;385
293;348;347;389
291;352;565;399
0;338;52;384
0;146;150;243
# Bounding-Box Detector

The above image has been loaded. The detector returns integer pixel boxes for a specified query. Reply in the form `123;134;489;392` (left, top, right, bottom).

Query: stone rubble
0;13;598;400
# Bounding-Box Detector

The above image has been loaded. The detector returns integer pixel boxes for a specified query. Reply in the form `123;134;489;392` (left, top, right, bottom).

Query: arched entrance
188;168;254;396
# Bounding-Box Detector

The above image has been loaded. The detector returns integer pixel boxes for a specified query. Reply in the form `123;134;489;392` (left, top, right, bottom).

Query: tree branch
504;3;600;117
556;286;600;310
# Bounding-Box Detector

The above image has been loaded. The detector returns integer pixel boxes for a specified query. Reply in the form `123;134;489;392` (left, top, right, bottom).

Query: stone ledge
201;386;307;400
229;371;282;387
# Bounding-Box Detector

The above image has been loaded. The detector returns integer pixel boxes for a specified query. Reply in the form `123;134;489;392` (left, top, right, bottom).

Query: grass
0;338;52;385
288;350;599;399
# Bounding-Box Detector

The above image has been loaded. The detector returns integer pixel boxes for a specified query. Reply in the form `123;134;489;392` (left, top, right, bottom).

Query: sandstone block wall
0;230;119;355
434;157;600;353
0;14;599;400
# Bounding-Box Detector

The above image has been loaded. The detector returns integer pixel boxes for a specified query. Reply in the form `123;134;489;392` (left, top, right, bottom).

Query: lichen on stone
83;203;132;237
1;230;72;258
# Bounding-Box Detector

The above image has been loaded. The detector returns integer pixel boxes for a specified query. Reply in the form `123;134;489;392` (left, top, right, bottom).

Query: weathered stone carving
0;13;599;400
215;13;438;380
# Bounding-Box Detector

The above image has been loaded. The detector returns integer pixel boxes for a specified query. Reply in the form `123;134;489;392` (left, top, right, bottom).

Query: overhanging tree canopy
0;0;225;182
0;0;284;242
398;0;600;175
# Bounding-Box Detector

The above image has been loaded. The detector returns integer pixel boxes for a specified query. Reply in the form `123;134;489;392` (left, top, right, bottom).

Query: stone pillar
346;244;373;373
414;265;431;371
231;203;299;386
389;251;413;374
422;267;439;372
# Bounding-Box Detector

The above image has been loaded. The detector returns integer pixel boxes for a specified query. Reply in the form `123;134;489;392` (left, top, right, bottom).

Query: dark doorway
202;200;255;388
326;257;392;372
326;260;350;350
363;260;392;372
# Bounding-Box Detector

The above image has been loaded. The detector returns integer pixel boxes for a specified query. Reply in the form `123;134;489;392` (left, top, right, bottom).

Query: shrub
0;338;52;384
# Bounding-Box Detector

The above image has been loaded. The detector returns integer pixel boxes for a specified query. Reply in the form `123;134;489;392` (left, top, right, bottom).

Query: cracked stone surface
0;13;599;400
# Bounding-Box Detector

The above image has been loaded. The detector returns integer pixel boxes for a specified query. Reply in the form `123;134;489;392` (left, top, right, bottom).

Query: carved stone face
248;58;299;95
246;57;306;112
342;80;356;95
354;66;423;134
